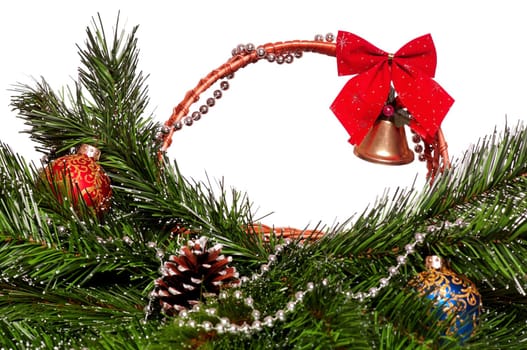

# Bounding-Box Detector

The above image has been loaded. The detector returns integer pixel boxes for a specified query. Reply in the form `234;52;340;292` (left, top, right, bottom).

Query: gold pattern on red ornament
44;144;112;216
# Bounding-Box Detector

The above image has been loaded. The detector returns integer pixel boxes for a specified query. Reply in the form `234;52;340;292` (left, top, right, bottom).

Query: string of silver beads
188;77;230;128
410;129;428;162
165;218;467;334
156;77;232;141
158;33;335;140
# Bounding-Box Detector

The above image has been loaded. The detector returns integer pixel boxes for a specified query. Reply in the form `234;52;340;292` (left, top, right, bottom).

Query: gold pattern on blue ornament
409;255;482;343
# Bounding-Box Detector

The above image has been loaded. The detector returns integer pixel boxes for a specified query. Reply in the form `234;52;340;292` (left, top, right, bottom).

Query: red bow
330;31;454;145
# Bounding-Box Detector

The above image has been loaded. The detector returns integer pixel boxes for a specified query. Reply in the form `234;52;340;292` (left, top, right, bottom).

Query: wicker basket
158;37;450;240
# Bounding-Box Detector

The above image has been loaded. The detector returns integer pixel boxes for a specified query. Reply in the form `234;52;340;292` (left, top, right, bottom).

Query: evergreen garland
1;14;526;349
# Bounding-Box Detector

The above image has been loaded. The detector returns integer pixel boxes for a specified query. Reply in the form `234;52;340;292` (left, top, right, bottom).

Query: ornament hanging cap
425;255;444;270
78;144;101;161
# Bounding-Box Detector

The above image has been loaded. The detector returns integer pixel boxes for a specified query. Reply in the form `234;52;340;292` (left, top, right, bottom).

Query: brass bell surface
354;118;414;165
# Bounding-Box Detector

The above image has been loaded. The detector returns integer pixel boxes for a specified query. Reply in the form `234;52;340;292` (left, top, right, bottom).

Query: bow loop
331;31;453;146
336;32;388;76
393;34;437;77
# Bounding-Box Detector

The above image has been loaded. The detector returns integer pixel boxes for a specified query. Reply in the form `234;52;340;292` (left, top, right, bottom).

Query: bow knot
330;31;454;145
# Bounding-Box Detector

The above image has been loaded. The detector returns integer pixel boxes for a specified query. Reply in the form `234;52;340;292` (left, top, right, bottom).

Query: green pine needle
2;13;527;349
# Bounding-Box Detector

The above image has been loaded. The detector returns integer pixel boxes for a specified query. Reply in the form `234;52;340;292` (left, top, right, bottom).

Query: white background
1;1;525;228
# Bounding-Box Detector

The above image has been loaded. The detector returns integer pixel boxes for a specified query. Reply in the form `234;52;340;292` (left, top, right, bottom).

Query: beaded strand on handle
159;38;336;153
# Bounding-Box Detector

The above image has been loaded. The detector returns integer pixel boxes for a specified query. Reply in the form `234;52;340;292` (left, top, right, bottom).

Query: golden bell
354;118;414;165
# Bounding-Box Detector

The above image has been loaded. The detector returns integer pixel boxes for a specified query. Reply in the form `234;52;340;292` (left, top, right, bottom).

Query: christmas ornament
159;33;451;182
43;144;112;216
409;255;482;343
353;89;414;165
330;31;454;146
152;236;240;316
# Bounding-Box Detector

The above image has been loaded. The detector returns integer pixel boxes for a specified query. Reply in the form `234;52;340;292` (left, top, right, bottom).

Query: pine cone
152;236;240;316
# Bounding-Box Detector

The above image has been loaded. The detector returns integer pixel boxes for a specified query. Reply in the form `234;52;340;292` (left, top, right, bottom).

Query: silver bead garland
146;218;468;334
44;211;470;332
160;33;337;138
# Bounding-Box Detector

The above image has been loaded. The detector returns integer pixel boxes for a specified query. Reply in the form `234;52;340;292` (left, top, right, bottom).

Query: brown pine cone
152;236;240;316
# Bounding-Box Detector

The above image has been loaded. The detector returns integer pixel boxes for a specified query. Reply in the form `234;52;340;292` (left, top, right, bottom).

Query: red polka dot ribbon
330;31;454;145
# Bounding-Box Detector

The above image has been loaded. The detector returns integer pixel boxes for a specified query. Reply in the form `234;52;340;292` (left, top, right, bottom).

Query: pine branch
77;14;150;126
0;281;153;349
0;142;56;243
0;237;160;291
3;13;527;349
9;80;95;156
10;13;158;163
417;122;527;217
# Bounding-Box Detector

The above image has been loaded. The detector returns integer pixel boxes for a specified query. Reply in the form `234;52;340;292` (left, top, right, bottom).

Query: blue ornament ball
410;255;482;343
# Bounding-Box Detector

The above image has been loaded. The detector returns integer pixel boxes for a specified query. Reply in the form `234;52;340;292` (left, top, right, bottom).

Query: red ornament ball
44;144;112;215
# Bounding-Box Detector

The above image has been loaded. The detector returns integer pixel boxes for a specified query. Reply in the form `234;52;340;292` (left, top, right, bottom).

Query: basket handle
160;40;335;151
159;38;450;238
158;38;449;177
